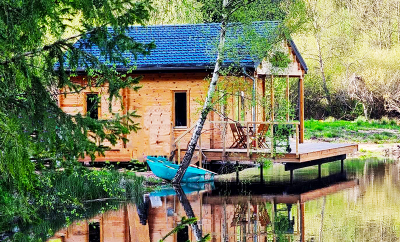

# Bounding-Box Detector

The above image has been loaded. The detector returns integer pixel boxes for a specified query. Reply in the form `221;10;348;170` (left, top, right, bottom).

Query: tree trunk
173;185;203;241
316;36;332;111
172;4;228;184
362;103;369;120
319;196;326;242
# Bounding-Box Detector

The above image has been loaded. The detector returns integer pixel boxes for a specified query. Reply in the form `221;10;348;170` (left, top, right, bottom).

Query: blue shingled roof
65;21;307;72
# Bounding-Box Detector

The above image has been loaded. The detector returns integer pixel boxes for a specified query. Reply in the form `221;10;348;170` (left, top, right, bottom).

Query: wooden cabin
59;22;357;165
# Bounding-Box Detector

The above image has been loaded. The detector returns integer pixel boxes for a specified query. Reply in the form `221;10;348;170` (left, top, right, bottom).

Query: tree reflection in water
41;159;400;241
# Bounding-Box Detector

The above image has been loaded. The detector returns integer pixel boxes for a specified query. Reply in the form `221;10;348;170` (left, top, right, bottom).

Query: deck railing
173;120;300;164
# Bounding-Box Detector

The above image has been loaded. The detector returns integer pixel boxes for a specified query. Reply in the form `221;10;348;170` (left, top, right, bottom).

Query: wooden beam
271;75;274;155
299;76;304;143
271;75;274;121
286;75;290;121
262;77;266;121
210;111;214;149
199;134;202;168
285;154;346;171
300;202;305;242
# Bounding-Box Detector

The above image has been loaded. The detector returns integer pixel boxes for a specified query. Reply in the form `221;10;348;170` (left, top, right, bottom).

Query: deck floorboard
181;142;358;163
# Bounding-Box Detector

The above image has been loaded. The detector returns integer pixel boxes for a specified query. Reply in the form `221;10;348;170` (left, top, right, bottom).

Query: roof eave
58;63;256;74
288;39;308;74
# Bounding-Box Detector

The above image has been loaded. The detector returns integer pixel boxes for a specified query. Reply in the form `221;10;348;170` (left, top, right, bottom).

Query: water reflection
47;159;400;242
48;170;361;241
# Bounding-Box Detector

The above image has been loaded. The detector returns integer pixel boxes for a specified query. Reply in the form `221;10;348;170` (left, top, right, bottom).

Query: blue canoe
146;156;216;183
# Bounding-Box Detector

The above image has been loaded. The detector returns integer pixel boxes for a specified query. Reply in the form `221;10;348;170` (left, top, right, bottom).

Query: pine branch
0;30;93;66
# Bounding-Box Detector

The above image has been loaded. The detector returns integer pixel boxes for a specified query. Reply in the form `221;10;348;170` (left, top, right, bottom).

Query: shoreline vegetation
305;117;400;144
0;167;161;241
305;117;400;160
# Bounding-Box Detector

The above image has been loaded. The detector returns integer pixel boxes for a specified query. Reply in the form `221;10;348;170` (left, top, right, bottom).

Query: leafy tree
0;0;154;216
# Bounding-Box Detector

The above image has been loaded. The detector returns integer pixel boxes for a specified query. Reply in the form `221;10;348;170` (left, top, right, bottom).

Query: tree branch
0;30;93;66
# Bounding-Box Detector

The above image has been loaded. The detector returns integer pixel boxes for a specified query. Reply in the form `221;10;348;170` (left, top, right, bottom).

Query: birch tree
172;0;306;183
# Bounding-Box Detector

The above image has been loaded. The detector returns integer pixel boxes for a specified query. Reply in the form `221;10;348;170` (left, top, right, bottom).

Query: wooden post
299;76;304;143
210;111;214;149
271;199;275;233
236;161;239;183
271;75;274;121
255;76;258;125
290;169;294;184
286;75;290;121
178;141;181;164
260;163;264;183
256;124;259;150
200;194;203;232
271;76;275;156
262;77;266;121
247;200;251;232
199;134;202;168
341;159;344;173
297;201;300;234
246;122;250;157
123;88;128;149
222;120;227;160
296;124;299;157
318;164;322;179
271;122;274;156
300;202;305;242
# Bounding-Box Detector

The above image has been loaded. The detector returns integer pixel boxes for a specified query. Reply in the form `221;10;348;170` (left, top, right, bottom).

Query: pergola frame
258;72;305;143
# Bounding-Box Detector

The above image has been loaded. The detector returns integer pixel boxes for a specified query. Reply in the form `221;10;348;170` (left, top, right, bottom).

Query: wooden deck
204;179;358;205
179;142;358;163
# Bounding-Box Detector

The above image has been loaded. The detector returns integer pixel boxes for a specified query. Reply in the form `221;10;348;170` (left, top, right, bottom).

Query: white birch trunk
172;1;228;184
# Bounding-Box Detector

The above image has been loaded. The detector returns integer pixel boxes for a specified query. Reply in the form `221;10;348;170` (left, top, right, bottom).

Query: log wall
60;72;215;162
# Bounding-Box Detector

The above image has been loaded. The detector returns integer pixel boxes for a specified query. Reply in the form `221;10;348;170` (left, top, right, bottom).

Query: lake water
46;158;400;242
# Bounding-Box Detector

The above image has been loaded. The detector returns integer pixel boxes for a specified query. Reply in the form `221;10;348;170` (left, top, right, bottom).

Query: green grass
305;118;400;143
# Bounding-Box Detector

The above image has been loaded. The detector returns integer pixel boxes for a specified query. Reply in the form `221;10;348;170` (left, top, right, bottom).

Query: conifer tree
0;0;154;192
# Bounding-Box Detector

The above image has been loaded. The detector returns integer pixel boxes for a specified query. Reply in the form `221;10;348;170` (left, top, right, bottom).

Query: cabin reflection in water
48;174;357;242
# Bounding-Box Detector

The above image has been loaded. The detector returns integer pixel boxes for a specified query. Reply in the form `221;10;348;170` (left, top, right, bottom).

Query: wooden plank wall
47;194;270;242
60;72;215;162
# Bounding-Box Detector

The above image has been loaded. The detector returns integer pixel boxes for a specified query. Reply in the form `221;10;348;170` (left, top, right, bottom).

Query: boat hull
146;157;215;183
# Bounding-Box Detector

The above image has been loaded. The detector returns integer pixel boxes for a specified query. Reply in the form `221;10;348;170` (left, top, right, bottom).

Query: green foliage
257;157;273;169
159;217;211;242
305;118;400;143
296;0;400;119
270;51;292;68
0;168;149;241
0;0;153;198
199;0;295;23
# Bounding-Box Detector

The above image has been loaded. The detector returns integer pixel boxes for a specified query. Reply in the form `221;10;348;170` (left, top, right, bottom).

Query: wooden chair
229;123;247;148
254;123;270;149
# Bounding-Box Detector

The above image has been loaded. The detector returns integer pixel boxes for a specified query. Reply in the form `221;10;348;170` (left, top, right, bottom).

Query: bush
324;116;336;122
380;116;390;125
354;116;368;125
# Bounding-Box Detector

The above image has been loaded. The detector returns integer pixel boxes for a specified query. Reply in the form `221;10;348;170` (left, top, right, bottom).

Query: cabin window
174;92;187;127
86;93;99;119
177;225;189;242
88;222;100;242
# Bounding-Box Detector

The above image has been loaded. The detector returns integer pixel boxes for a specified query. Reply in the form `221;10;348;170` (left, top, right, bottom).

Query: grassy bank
305;117;400;143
